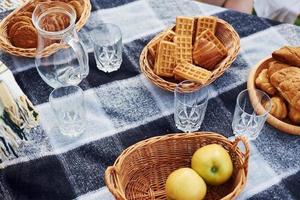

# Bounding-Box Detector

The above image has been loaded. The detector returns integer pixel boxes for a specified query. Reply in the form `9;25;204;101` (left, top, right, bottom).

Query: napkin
0;61;39;162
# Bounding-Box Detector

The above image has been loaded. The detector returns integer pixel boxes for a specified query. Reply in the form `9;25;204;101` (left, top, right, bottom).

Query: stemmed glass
174;81;209;133
231;89;272;141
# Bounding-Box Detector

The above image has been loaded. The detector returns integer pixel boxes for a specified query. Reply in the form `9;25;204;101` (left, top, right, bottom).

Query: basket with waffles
140;16;240;92
0;0;91;57
105;132;249;200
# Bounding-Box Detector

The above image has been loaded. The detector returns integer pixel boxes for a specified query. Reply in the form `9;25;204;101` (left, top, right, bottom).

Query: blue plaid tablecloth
0;0;299;199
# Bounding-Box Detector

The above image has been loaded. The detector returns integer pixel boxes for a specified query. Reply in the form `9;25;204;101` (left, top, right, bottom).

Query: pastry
69;0;83;20
193;37;225;70
174;16;194;63
174;61;212;84
197;29;227;57
288;106;300;124
267;60;290;77
263;96;287;120
272;46;300;67
195;16;217;38
154;41;176;77
270;67;300;110
255;69;277;95
12;25;37;48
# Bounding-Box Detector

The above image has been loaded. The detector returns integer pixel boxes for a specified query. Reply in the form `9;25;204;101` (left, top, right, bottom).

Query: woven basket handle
232;136;250;174
105;166;126;200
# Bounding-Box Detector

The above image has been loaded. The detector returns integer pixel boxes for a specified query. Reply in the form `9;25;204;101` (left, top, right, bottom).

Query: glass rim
236;88;272;117
49;85;83;102
32;2;76;37
90;23;122;42
175;80;209;108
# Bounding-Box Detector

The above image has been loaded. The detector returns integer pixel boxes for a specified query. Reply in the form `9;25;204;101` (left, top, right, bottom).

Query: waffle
154;41;176;77
162;30;176;42
196;16;217;38
148;31;173;59
174;36;193;63
175;16;194;36
193;38;225;70
174;61;212;84
198;29;227;56
148;41;159;59
174;17;194;63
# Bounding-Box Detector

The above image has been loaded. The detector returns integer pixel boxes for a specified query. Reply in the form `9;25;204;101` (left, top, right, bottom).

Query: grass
295;17;300;26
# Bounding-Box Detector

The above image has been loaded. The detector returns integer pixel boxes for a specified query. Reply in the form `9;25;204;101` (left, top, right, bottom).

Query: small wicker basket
140;17;240;92
0;0;91;57
105;132;249;200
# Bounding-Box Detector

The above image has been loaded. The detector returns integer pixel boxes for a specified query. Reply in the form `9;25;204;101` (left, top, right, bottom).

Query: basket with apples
105;132;249;200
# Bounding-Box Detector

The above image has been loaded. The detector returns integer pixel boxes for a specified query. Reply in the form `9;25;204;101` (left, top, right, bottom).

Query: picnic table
0;0;299;199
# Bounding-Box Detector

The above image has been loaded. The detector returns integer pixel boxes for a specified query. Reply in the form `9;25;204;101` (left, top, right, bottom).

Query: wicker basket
0;0;91;57
140;17;240;92
105;132;249;200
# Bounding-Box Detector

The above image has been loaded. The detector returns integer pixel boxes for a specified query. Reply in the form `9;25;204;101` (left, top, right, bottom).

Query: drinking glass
90;23;122;73
49;85;86;137
232;89;272;140
174;81;209;133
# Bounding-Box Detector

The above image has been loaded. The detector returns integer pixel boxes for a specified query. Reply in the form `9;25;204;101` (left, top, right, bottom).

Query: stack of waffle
149;16;228;85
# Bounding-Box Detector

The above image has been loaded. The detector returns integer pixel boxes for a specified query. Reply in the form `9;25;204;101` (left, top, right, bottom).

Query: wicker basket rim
113;131;249;169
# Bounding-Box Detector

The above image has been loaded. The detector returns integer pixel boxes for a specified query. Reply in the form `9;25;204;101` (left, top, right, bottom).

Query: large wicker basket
140;17;240;92
0;0;91;57
105;132;249;200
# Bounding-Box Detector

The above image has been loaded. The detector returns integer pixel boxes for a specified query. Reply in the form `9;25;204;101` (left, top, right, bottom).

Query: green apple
165;168;207;200
191;144;233;186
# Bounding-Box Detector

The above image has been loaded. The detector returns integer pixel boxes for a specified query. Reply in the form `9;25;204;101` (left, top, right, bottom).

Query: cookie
69;1;83;20
18;11;32;18
8;21;31;39
12;25;37;48
7;16;32;34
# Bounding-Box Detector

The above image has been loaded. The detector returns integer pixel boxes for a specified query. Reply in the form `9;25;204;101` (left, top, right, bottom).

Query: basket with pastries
248;46;300;135
140;16;240;92
0;0;91;57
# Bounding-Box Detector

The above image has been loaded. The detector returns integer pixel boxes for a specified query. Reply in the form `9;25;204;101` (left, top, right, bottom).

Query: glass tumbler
232;89;272;140
174;81;209;133
90;23;122;73
49;85;86;137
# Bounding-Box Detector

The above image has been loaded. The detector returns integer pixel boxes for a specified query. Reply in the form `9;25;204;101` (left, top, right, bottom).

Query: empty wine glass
174;81;209;133
231;89;272;140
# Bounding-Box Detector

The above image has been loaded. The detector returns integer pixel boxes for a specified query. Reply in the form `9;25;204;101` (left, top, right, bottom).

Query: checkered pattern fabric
0;0;299;199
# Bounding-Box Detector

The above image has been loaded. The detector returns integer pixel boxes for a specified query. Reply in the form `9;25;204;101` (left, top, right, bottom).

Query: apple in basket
191;144;233;186
165;168;207;200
